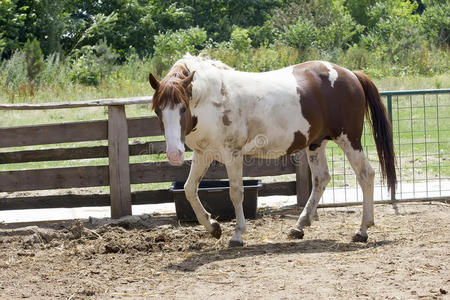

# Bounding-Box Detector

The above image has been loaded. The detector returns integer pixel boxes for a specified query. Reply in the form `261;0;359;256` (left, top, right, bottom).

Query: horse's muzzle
167;150;184;166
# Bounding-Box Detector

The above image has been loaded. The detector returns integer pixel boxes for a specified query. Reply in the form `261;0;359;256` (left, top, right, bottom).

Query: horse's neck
190;67;224;107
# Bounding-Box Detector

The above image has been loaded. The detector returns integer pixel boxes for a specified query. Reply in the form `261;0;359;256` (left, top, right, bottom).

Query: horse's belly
242;131;300;158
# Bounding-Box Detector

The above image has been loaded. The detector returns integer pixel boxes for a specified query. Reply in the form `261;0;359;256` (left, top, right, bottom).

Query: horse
148;54;396;247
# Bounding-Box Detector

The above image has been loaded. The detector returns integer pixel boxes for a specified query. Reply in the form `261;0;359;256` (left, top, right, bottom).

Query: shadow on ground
167;238;395;272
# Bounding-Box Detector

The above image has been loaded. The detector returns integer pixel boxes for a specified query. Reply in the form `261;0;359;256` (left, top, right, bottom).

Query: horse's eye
180;106;186;113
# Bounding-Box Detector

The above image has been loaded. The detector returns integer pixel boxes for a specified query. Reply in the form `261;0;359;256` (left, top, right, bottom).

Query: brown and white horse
149;54;396;247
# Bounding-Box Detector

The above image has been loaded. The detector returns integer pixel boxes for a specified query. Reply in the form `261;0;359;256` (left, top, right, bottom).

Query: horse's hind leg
184;151;222;239
334;134;375;242
289;140;331;239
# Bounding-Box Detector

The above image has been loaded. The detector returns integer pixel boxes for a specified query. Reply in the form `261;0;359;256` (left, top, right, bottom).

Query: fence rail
0;96;152;110
381;89;450;123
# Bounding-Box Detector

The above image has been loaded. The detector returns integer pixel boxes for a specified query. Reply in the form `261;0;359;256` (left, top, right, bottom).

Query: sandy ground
0;202;449;300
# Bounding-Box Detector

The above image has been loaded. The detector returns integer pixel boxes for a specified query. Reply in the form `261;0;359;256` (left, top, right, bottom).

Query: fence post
108;105;132;218
385;94;396;202
295;150;311;207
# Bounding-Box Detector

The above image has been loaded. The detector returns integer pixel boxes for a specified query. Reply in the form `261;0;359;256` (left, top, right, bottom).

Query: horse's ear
148;73;160;90
182;71;195;88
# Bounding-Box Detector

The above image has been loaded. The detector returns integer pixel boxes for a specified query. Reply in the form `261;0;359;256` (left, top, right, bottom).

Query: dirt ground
0;202;449;300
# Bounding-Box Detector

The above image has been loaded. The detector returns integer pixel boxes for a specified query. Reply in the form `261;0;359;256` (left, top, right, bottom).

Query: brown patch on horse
191;116;198;132
154;108;164;132
222;114;232;126
182;104;197;136
221;82;229;98
286;131;307;154
292;62;366;151
314;176;319;187
222;109;232;126
292;62;327;148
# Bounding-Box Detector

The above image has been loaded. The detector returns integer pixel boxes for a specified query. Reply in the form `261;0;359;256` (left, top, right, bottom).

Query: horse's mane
152;54;233;110
151;63;190;110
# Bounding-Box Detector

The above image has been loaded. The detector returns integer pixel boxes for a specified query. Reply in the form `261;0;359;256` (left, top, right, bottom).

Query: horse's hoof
228;240;244;248
352;232;368;243
210;221;222;239
288;228;304;239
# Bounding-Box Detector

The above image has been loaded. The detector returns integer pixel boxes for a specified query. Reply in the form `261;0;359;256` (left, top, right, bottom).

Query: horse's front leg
224;152;245;247
184;151;222;239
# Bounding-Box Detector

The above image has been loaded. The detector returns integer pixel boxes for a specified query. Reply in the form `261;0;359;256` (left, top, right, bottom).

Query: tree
23;38;44;83
0;0;27;58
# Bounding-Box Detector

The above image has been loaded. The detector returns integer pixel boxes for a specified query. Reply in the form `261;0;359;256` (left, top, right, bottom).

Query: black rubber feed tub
170;180;262;221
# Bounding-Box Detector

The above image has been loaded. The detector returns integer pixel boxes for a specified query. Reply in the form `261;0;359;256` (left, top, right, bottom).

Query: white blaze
321;61;338;88
162;105;185;165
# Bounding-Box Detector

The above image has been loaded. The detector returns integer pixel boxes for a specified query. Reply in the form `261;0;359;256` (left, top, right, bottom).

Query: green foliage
23;39;44;83
39;52;73;89
230;27;252;52
344;0;376;27
70;40;118;86
77;12;119;48
153;27;207;75
283;0;364;53
421;2;450;47
0;0;449;103
356;0;434;74
0;50;27;90
204;42;299;72
339;45;371;70
0;0;27;58
284;18;316;52
248;20;278;47
33;0;67;55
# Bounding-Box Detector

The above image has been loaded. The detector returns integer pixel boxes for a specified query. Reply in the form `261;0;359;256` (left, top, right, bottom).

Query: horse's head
149;70;196;166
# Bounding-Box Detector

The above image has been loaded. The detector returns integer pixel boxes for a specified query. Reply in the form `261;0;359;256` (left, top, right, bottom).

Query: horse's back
187;59;367;158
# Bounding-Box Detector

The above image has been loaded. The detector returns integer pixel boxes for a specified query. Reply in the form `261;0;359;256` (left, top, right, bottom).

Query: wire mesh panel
320;90;450;205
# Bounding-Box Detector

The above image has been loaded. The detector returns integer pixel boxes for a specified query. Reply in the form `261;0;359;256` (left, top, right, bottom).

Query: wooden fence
0;98;311;218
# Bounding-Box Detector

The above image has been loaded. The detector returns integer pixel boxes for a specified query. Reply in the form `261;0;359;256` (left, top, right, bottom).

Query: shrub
153;27;207;75
282;0;364;52
203;42;299;73
421;2;450;47
70;40;118;86
23;39;44;84
284;18;316;52
39;52;71;88
230;27;252;52
339;45;371;70
0;50;27;90
248;21;278;47
360;0;421;50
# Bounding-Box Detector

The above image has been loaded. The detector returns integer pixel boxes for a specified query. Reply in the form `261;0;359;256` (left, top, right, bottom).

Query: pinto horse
149;55;396;247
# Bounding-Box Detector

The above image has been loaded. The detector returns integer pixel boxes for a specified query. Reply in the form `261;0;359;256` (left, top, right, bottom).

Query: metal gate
319;89;450;207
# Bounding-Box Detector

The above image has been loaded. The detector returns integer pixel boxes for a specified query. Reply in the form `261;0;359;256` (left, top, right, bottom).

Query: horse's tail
353;71;397;194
